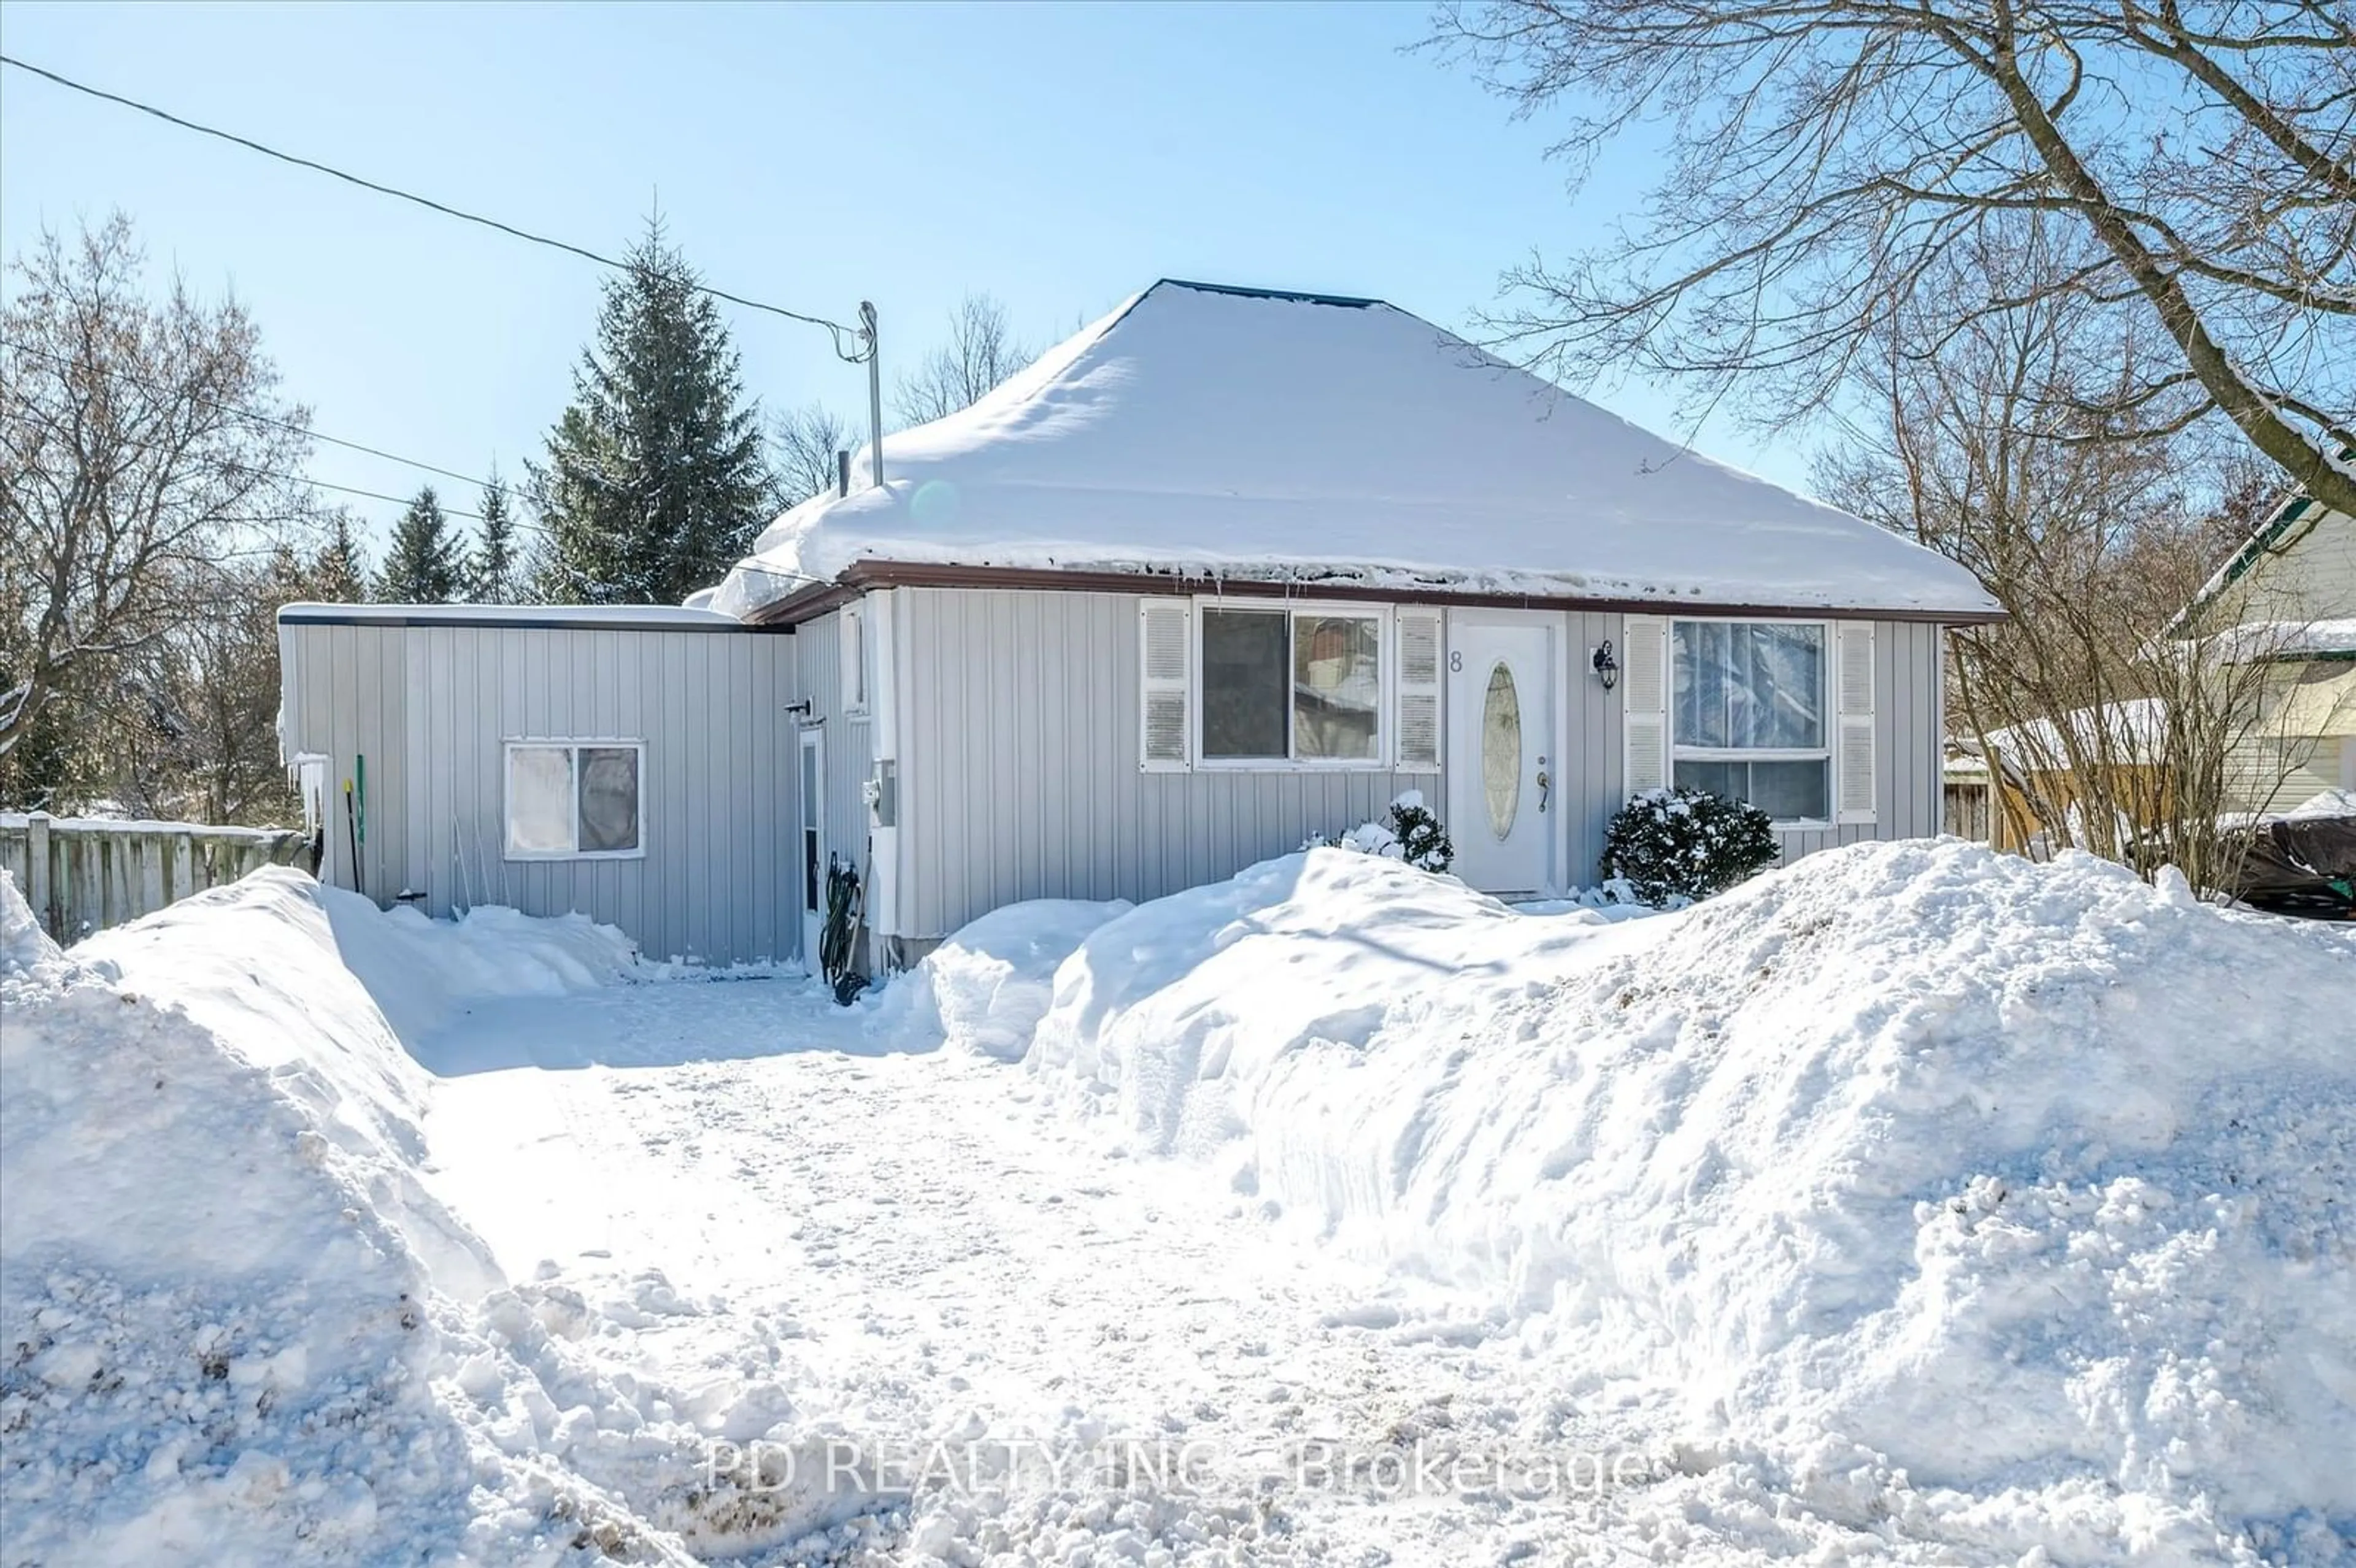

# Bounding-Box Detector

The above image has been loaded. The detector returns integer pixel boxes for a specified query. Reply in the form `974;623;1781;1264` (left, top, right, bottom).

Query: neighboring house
2181;491;2356;813
1973;699;2175;855
279;279;1998;967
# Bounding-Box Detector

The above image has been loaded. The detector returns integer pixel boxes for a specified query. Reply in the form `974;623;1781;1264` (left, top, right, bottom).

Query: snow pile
79;870;641;1054
0;869;806;1565
875;897;1131;1060
1023;842;2356;1542
709;281;1996;619
1030;851;1634;1164
2;866;53;977
333;898;642;1043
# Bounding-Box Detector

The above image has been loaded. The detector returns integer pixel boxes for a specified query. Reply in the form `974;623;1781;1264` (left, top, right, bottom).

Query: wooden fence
1;812;315;944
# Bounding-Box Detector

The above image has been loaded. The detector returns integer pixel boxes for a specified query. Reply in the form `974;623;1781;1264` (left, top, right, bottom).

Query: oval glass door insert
1481;661;1522;839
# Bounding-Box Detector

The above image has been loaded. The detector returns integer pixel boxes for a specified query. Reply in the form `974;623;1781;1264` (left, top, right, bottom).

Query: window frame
502;737;649;861
1668;617;1835;828
1191;597;1394;772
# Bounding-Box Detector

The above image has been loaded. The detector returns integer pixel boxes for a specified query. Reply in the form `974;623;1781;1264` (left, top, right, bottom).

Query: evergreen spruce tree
308;510;371;602
468;472;520;604
374;486;463;603
528;218;772;604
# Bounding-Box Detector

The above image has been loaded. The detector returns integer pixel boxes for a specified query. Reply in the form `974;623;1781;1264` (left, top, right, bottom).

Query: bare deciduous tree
770;401;853;508
894;293;1032;428
1817;242;2317;893
169;545;316;823
2;215;314;767
1432;0;2356;515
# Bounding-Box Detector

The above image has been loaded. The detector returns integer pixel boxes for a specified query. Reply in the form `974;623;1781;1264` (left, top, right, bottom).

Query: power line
0;53;873;363
4;336;774;534
306;473;502;525
3;335;509;496
4;342;545;529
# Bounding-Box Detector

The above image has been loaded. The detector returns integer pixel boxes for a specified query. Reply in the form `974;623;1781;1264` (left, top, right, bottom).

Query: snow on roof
710;280;1998;620
2209;617;2356;662
277;602;747;632
1976;697;2171;766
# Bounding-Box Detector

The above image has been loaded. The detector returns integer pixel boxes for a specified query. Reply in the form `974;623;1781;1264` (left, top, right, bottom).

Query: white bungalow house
279;279;1999;967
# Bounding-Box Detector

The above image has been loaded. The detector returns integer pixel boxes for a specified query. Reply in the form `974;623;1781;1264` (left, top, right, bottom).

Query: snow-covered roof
1976;697;2172;766
2209;617;2356;663
710;280;1999;620
277;602;749;632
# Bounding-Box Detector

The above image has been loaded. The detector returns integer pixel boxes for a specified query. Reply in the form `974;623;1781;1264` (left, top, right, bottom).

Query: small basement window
506;740;644;858
1201;606;1382;763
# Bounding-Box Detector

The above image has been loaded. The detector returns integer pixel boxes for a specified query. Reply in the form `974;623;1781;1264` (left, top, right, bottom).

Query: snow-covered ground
4;844;2352;1565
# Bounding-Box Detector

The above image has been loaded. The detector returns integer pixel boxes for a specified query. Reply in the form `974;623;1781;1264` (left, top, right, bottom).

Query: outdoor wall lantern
1591;640;1619;692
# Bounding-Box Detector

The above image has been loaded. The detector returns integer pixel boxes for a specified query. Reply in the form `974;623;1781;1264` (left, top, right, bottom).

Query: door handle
1536;759;1550;813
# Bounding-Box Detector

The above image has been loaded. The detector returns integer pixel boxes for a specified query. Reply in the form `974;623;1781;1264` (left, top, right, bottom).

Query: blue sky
1;1;1796;547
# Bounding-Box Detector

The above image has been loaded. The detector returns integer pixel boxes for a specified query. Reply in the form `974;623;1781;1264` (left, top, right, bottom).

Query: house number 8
1449;650;1463;672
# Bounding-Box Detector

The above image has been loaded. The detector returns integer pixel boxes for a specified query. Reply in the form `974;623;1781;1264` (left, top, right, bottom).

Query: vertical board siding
889;596;1955;940
896;588;1420;939
277;618;796;966
1561;609;1624;887
274;602;1954;964
790;607;876;904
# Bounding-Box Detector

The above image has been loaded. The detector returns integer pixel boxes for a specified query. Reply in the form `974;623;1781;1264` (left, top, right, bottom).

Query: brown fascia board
742;580;863;626
741;559;2008;627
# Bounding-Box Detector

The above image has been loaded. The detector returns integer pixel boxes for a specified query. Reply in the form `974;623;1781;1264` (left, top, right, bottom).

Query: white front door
1448;614;1558;896
799;728;825;974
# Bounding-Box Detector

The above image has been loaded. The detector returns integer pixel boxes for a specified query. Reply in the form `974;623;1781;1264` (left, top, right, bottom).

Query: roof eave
741;559;2005;627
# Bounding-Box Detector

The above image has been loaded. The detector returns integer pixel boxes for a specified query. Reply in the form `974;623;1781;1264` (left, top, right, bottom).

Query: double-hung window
506;740;644;858
1201;606;1384;764
1671;621;1830;821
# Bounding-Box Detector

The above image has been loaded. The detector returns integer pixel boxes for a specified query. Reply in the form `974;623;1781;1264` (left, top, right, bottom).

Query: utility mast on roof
860;301;884;490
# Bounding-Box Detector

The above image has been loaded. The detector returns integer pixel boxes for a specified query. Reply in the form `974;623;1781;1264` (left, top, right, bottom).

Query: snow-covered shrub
1599;786;1777;905
1382;793;1452;873
1306;791;1453;874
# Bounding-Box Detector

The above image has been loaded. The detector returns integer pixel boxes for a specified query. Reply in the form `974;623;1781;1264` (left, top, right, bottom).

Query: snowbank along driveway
3;842;2352;1566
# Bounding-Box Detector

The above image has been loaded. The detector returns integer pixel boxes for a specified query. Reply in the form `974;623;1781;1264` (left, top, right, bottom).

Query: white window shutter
1622;615;1671;797
1837;621;1877;823
1139;599;1191;770
1394;609;1442;771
